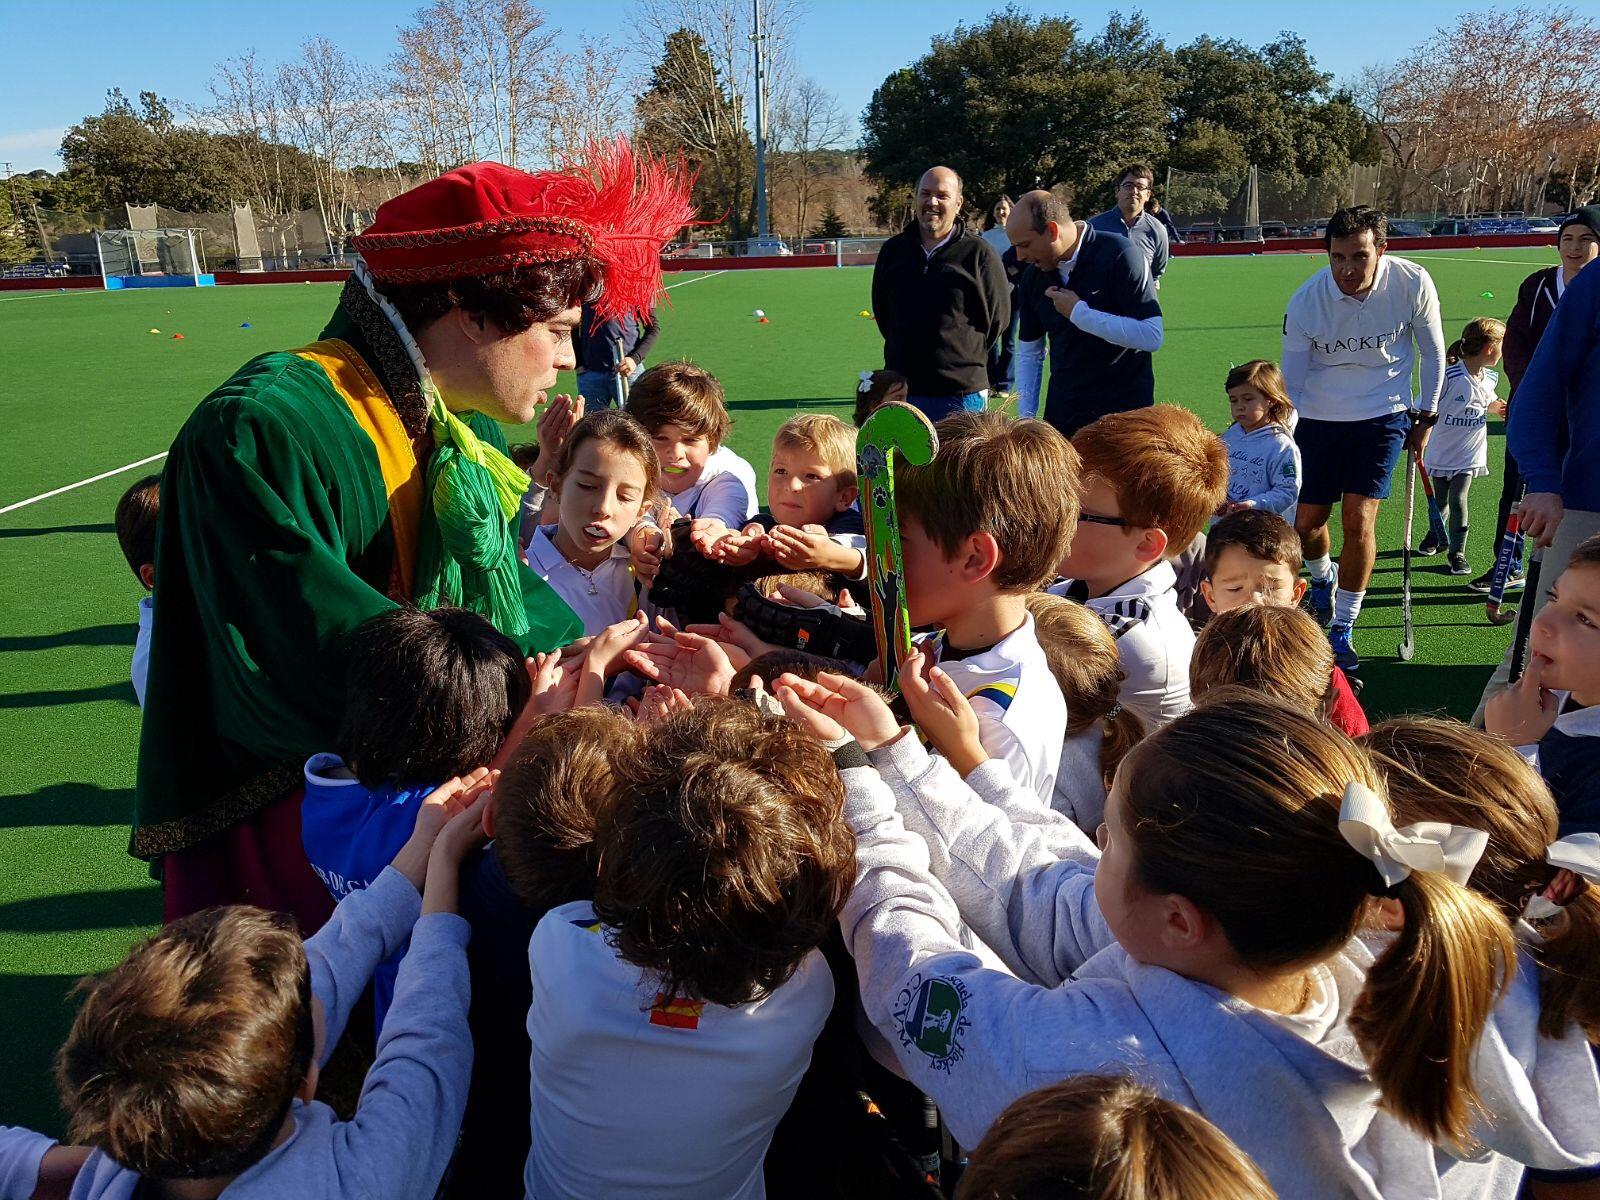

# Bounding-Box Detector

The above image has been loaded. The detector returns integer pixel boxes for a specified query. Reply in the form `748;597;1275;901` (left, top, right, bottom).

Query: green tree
808;201;846;239
636;28;754;238
860;7;1173;219
60;88;245;211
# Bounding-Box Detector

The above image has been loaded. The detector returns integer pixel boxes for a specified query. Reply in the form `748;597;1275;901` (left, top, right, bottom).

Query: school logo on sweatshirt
894;974;971;1071
649;992;705;1030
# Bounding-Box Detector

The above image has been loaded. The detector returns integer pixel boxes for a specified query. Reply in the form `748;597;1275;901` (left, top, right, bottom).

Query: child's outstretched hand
707;527;763;565
391;769;497;892
634;683;694;727
900;648;988;776
492;653;578;768
1485;654;1560;747
682;612;780;671
773;671;902;752
629;524;668;584
623;622;736;695
532;393;582;478
422;784;495;916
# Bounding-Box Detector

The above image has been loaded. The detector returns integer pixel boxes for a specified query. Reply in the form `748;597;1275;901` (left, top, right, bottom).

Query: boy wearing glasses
1049;406;1231;727
1087;163;1170;284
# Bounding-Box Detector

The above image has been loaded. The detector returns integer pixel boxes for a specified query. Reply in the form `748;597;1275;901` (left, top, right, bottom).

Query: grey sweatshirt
841;741;1600;1199
21;868;473;1200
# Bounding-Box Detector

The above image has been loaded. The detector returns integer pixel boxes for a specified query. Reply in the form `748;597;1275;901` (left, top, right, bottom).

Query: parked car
1260;221;1292;239
1527;217;1559;232
1432;218;1471;236
1386;220;1429;238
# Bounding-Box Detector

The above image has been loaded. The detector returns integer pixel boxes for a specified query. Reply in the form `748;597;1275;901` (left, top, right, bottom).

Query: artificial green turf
0;246;1555;1130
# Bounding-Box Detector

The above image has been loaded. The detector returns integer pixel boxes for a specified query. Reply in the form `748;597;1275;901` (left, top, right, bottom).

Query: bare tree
205;51;304;216
277;38;371;255
546;36;640;158
768;75;847;237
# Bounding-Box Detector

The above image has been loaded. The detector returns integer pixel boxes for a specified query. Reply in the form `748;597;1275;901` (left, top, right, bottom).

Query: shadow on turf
1355;659;1492;723
730;396;854;412
0;681;135;709
0;624;136;652
0;973;83;1134
0;886;159;934
0;784;134;828
0;522;115;538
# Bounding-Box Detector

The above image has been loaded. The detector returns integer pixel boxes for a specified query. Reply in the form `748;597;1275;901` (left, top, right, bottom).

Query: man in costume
132;142;693;925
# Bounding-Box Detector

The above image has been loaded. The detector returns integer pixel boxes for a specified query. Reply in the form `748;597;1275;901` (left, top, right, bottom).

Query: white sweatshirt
1221;422;1302;519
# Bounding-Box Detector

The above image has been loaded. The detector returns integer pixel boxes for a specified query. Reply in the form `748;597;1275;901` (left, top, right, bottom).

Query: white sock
1306;555;1336;584
1333;588;1364;627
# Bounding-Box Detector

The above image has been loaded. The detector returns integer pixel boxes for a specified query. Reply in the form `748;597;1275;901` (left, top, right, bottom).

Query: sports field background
0;246;1550;1130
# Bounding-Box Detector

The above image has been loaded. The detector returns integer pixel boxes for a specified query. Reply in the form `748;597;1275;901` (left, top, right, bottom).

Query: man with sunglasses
1087;163;1170;285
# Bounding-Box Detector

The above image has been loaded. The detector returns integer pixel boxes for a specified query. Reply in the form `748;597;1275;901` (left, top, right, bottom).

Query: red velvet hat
352;139;695;321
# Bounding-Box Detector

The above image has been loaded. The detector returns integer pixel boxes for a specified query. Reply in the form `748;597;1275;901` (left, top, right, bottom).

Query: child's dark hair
550;408;661;496
730;649;846;694
1126;696;1513;1147
492;708;634;915
897;411;1081;592
594;696;855;1007
625;360;731;448
1224;360;1294;426
338;606;530;788
955;1075;1276;1200
1362;717;1600;1041
854;369;908;427
1190;605;1334;718
114;473;161;579
1024;592;1145;791
1446;317;1505;365
1202;509;1303;577
507;442;541;472
56;906;314;1179
1569;532;1600;571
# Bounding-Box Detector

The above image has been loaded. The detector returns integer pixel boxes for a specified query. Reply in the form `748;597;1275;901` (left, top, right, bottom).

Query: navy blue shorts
1294;412;1409;506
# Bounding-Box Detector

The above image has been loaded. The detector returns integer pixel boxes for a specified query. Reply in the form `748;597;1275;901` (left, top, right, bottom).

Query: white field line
1;452;169;516
663;269;729;289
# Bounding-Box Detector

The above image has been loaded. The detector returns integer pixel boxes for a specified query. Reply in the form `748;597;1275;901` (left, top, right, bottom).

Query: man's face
767;445;855;528
1005;210;1061;271
916;170;961;242
1327;230;1384;297
1117;174;1151;219
464;304;580;425
1559;224;1599;274
1200;545;1307;614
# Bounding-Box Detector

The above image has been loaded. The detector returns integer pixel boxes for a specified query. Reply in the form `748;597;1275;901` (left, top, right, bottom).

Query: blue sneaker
1305;577;1335;627
1328;623;1359;675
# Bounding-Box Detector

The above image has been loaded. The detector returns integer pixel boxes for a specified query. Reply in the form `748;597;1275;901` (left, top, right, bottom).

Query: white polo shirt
525;526;638;637
1281;255;1446;422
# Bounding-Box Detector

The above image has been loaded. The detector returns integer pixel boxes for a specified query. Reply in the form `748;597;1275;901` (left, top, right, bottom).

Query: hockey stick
1509;547;1544;683
1411;449;1450;553
1484;504;1524;625
857;402;938;694
611;336;631;407
1397;452;1416;662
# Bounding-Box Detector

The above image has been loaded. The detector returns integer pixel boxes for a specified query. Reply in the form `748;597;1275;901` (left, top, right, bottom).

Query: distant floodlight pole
752;0;770;241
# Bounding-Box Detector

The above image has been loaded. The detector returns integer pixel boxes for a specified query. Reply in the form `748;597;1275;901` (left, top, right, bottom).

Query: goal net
95;228;214;288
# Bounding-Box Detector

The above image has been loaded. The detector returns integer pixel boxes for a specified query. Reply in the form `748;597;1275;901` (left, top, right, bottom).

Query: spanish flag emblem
649;992;705;1030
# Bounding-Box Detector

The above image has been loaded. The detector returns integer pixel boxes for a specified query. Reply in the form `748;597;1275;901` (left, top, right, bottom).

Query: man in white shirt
1005;190;1163;435
1281;206;1445;676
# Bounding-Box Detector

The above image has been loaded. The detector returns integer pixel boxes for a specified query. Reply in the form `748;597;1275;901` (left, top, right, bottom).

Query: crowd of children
17;337;1600;1200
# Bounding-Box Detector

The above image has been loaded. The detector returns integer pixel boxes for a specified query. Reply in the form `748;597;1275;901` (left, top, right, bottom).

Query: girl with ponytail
1422;316;1507;572
778;676;1600;1198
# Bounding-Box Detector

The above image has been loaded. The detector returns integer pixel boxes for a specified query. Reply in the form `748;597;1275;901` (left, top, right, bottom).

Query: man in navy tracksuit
574;301;659;414
871;166;1010;423
1004;189;1163;438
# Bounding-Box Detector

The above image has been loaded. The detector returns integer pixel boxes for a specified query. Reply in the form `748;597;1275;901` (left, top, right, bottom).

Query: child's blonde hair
1127;696;1514;1147
956;1075;1276;1200
854;369;907;427
1447;317;1506;365
1024;592;1145;790
1362;717;1600;1041
773;412;858;494
1224;360;1294;426
1189;605;1333;718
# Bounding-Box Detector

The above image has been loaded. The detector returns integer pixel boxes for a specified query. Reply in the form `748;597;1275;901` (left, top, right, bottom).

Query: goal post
95;228;216;289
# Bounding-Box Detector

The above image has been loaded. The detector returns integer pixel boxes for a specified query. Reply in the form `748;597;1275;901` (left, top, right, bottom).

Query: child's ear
962;531;1003;583
138;562;156;591
1199;578;1216;612
1292;578;1308;603
837;483;859;512
482;804;496;840
297;1061;320;1105
1134;526;1169;564
1161;892;1210;951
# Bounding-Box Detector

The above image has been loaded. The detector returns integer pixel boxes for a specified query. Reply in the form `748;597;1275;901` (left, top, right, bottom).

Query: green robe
131;305;581;860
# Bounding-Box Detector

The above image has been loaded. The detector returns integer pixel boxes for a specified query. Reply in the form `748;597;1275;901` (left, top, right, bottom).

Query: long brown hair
956;1075;1276;1200
551;408;661;497
1125;696;1514;1147
1225;360;1294;426
1446;317;1505;365
1363;717;1600;1041
1025;592;1146;789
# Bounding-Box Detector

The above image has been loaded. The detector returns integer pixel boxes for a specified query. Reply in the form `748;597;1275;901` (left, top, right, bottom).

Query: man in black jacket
871;166;1009;422
1469;205;1599;592
1005;189;1163;438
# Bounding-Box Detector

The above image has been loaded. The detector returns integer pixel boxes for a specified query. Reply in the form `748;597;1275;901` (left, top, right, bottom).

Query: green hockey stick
856;401;939;693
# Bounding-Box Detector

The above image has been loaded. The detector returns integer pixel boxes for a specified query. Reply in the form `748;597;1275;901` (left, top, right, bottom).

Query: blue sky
0;0;1487;173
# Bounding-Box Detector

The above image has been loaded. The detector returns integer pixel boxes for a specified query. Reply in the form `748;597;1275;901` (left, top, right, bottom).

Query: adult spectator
1281;205;1445;677
1473;228;1600;718
872;165;1010;421
1006;189;1163;436
132;147;692;926
1087;163;1170;284
982;194;1022;398
1148;194;1181;246
1469;205;1600;592
573;299;659;413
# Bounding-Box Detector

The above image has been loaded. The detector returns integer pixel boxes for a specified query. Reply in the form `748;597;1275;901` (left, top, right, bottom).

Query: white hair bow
1525;832;1600;920
858;370;875;393
1338;781;1488;890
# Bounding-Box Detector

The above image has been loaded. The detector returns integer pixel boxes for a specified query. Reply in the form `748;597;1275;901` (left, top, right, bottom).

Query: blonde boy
1049;405;1229;726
